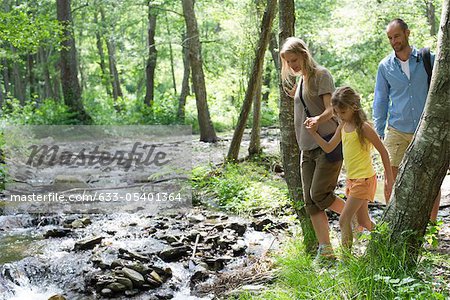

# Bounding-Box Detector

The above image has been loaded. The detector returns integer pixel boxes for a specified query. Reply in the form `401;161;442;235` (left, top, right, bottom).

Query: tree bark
367;0;450;265
144;3;157;107
227;0;276;160
56;0;90;121
182;0;217;142
278;0;317;253
177;33;190;122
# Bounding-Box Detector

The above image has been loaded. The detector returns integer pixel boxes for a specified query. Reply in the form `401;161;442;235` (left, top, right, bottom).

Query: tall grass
239;233;449;300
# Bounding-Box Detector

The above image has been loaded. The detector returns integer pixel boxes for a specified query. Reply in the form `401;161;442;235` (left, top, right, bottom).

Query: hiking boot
313;244;336;266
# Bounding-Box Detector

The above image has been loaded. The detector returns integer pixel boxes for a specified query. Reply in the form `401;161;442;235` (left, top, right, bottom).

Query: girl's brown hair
332;86;370;148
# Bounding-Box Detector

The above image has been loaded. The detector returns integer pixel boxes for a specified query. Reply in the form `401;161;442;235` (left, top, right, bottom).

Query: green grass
192;154;289;214
236;234;449;300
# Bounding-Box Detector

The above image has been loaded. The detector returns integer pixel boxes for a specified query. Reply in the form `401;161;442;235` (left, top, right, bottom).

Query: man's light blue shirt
373;47;434;139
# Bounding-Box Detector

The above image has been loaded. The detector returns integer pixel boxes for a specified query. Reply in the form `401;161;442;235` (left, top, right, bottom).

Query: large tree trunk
144;3;157;108
227;0;276;160
367;0;450;266
177;33;190;122
278;0;317;253
182;0;217;142
56;0;90;121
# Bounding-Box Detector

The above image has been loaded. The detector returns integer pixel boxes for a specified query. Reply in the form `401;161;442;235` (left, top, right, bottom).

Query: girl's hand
384;174;394;203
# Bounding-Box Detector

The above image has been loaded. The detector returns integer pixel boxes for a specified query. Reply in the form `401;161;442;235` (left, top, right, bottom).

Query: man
373;18;440;221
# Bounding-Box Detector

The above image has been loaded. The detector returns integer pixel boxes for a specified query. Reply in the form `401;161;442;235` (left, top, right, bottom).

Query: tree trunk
38;47;55;100
248;80;262;156
262;60;271;102
367;0;450;266
77;19;86;93
426;0;437;36
11;46;25;104
56;0;90;121
227;0;276;160
182;0;217;142
53;58;62;101
269;31;280;71
0;73;3;106
144;3;157;107
106;39;123;101
27;54;36;100
278;0;317;253
94;12;111;97
166;12;177;96
178;33;190;122
2;58;10;96
99;7;123;102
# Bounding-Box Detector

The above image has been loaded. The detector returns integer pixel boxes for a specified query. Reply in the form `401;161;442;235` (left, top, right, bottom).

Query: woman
280;37;346;262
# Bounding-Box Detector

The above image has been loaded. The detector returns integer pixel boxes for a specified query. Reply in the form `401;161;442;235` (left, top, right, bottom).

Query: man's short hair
387;18;409;31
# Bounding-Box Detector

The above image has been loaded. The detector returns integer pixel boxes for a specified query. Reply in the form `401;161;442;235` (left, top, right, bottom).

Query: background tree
56;0;90;121
182;0;217;142
367;0;449;266
278;0;317;252
227;0;277;160
144;2;158;108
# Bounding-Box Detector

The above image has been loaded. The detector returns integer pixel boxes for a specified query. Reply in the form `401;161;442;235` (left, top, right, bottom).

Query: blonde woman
280;37;370;262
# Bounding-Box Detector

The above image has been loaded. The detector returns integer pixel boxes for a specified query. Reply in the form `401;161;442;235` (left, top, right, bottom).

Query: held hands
304;117;318;134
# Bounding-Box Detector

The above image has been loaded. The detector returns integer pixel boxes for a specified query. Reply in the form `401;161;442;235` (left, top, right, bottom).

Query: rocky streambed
0;207;284;300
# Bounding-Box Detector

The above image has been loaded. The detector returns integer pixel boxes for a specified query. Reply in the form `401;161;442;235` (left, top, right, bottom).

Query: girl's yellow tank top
341;129;375;179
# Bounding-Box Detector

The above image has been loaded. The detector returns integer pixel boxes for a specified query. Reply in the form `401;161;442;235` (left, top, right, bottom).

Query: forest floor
0;126;448;300
191;126;450;298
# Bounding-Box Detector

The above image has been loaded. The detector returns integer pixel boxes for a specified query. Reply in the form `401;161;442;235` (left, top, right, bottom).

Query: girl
305;86;394;250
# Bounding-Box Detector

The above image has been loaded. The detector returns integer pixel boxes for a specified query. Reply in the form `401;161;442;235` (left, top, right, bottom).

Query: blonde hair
280;37;323;97
331;86;370;149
